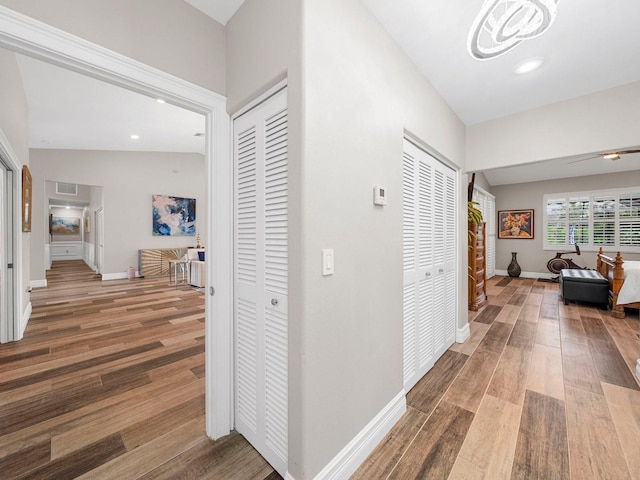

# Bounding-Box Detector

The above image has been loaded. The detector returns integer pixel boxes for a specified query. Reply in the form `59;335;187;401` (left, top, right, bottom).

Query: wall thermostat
373;185;387;206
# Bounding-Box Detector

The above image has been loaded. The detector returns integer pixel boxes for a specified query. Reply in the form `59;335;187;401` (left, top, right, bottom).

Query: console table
139;248;188;277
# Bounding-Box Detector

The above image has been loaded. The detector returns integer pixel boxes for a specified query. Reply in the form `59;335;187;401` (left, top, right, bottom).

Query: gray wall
226;0;306;475
234;0;467;476
30;150;205;282
0;47;30;313
0;0;226;95
492;171;640;275
301;1;466;476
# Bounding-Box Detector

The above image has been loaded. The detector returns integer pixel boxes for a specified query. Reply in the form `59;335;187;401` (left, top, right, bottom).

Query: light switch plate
322;249;334;276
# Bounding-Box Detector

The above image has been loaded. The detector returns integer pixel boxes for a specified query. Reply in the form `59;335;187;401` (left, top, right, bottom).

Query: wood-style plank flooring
353;275;640;480
3;264;640;479
0;260;279;480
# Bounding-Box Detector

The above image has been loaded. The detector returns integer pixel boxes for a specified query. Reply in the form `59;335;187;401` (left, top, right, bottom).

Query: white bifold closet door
402;139;457;392
234;87;288;477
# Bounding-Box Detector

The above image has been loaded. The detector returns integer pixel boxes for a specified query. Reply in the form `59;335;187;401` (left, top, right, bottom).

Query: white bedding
617;260;640;305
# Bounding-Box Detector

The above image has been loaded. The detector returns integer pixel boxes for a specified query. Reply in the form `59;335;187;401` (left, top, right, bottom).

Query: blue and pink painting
152;194;196;236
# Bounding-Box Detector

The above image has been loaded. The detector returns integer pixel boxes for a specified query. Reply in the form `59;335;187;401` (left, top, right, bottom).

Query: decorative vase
510;226;521;237
508;252;521;277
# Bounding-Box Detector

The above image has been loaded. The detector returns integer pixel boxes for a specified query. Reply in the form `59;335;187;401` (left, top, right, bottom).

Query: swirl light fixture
468;0;559;60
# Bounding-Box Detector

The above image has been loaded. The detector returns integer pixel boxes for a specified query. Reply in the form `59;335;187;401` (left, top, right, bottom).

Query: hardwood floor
0;260;278;480
353;275;640;480
3;264;640;479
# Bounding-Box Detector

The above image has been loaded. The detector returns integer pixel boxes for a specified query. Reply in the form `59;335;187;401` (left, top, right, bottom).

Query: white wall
0;0;226;94
226;0;305;475
30;149;205;282
492;171;640;275
300;1;465;476
228;1;467;476
0;47;30;315
467;81;640;171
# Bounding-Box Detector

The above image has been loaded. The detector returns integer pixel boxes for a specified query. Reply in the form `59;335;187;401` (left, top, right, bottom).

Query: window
544;187;640;252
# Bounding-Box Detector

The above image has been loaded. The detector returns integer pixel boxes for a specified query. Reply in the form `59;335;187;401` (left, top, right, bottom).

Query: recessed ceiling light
514;58;544;75
130;134;140;140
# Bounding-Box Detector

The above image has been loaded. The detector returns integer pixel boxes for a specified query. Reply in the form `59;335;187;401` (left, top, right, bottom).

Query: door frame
95;207;104;275
0;143;18;344
0;6;233;439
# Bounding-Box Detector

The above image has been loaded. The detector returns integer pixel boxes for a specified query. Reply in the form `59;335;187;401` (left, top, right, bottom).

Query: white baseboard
20;301;32;339
311;390;406;480
456;322;470;343
101;271;140;281
101;272;128;281
494;270;556;280
30;279;47;289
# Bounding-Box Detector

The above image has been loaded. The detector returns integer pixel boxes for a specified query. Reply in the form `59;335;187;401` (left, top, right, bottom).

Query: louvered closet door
234;88;288;478
473;187;496;279
402;139;457;392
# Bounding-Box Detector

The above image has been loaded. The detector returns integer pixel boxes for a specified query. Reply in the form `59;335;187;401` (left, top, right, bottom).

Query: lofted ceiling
183;0;244;25
13;1;640;185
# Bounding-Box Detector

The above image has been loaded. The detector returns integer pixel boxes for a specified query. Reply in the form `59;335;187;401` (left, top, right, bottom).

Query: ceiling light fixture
468;0;559;60
603;153;621;160
130;134;139;140
514;57;544;74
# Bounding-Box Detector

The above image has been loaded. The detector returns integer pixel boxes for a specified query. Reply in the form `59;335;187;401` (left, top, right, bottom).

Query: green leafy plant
468;201;483;277
468;200;483;226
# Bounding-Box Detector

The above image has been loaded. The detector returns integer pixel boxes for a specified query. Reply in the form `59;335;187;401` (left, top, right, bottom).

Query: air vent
56;182;78;195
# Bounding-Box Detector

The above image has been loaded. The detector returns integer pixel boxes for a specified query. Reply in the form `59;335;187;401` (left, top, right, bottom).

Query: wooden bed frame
596;247;640;318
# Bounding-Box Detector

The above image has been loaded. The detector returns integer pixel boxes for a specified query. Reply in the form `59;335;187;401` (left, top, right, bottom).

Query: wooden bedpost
612;251;626;319
597;247;604;276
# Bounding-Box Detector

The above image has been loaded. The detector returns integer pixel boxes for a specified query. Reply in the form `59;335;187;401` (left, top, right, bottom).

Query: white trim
232;78;288;120
101;271;137;281
20;301;31;339
456;322;471;344
636;359;639;382
0;127;23;344
0;5;232;439
29;279;47;289
312;391;406;480
494;270;556;280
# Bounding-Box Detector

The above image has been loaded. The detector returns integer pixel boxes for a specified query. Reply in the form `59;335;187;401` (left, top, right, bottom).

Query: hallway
0;260;278;479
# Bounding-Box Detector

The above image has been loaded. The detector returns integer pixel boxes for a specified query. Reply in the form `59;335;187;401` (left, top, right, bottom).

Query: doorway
0;8;233;438
0;157;15;343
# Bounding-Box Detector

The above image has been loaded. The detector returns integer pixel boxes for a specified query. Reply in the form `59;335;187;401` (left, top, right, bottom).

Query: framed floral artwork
498;209;534;239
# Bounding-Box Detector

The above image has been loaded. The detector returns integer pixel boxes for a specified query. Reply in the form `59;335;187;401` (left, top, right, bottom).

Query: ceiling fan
569;149;640;164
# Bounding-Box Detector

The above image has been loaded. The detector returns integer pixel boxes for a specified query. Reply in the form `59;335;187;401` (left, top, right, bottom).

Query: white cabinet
234;88;288;478
402;139;457;392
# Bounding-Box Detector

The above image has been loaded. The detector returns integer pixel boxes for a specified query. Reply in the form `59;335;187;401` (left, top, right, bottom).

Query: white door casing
473;186;496;279
402;138;457;392
234;87;288;477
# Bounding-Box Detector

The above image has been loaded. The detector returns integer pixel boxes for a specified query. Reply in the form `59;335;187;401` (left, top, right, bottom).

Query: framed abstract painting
152;194;196;236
